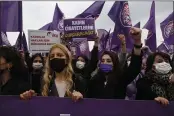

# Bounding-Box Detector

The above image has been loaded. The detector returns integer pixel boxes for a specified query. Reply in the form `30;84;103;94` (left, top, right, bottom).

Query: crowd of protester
0;27;173;106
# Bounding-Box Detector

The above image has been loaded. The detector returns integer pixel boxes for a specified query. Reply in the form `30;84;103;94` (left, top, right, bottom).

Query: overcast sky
7;1;173;50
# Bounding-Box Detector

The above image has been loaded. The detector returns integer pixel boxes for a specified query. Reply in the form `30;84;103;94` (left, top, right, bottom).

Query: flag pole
18;1;23;50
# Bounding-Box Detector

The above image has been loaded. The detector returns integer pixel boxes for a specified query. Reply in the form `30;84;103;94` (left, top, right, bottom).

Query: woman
87;27;143;99
20;44;83;101
0;46;30;95
136;52;174;105
29;53;44;94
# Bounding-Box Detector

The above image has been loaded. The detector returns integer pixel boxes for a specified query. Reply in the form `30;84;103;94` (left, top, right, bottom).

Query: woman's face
0;57;12;70
33;56;42;63
153;55;169;64
101;54;113;65
77;57;85;63
50;48;66;60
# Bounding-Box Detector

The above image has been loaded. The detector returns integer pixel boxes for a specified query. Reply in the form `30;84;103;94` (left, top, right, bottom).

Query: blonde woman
20;44;83;101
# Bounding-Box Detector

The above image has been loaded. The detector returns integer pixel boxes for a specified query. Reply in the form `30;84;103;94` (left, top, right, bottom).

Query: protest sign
64;18;95;40
28;30;60;53
0;96;173;116
71;38;90;58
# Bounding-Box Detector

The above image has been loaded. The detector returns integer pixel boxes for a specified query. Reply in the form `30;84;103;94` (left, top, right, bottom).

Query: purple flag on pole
108;1;133;51
97;29;109;57
134;22;140;28
143;1;157;52
160;11;174;45
0;32;11;46
75;1;105;19
0;1;22;32
15;32;28;52
157;42;170;53
39;3;64;31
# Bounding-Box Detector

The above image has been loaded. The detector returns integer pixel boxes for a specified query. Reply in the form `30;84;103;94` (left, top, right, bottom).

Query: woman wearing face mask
29;53;44;94
0;46;30;95
136;52;174;105
20;44;83;101
87;27;143;99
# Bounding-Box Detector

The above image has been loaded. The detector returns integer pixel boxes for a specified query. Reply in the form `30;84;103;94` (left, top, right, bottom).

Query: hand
71;90;83;102
20;90;37;100
154;97;169;106
117;34;126;44
129;27;142;45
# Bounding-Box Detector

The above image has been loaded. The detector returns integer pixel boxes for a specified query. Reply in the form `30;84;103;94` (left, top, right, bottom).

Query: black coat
0;78;31;95
87;52;142;99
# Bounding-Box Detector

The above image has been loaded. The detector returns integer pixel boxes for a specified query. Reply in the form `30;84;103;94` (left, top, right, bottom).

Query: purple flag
15;32;28;52
134;22;140;28
39;3;64;31
160;11;174;45
0;32;11;46
108;1;133;51
143;1;157;52
39;23;52;31
157;42;170;53
75;1;105;19
0;1;22;32
97;29;109;57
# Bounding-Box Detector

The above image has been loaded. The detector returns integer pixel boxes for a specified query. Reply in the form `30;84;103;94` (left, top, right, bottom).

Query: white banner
28;30;60;53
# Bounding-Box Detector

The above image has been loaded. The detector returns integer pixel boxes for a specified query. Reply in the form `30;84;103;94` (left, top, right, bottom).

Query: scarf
145;70;174;100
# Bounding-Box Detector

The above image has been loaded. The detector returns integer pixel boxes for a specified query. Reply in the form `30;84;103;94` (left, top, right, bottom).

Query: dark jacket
72;46;99;96
0;78;31;95
87;51;142;99
43;74;87;97
30;71;43;94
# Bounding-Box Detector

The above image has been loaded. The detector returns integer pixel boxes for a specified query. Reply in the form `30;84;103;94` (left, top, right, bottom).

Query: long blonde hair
41;44;74;96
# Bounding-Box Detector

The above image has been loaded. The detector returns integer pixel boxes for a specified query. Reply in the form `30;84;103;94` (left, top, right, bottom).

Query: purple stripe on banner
0;96;173;116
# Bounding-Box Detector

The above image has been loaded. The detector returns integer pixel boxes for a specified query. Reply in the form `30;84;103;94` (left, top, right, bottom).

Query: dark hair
77;55;89;64
0;46;26;79
146;52;172;73
29;53;44;72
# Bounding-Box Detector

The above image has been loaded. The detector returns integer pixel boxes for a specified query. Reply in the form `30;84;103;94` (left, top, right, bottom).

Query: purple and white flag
160;11;174;45
15;32;28;52
157;42;170;53
108;1;133;51
75;1;105;20
39;3;64;31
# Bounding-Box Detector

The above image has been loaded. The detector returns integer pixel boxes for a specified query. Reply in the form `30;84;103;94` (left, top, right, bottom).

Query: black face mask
50;58;67;73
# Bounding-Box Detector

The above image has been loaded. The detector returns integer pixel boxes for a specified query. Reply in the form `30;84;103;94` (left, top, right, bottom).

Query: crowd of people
0;27;173;106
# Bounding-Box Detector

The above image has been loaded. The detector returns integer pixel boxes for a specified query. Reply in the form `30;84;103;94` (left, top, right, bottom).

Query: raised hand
130;27;142;45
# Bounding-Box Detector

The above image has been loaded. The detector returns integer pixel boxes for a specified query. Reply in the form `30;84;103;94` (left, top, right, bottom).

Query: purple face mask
99;64;113;73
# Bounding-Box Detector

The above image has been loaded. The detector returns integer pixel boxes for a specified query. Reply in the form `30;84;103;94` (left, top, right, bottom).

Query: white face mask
76;61;85;69
154;62;172;74
32;63;43;70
